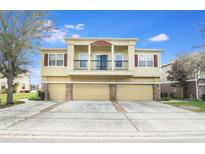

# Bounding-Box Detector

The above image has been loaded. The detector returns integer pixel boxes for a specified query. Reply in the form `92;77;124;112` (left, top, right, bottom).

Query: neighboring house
40;38;162;101
0;73;30;93
161;62;205;99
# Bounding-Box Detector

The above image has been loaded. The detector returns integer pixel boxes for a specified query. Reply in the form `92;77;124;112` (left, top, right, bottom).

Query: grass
0;92;37;108
165;100;205;112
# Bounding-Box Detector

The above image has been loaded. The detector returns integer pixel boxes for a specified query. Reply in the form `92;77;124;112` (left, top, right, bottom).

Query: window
56;54;64;66
115;54;123;68
48;54;64;66
79;53;88;68
139;55;153;67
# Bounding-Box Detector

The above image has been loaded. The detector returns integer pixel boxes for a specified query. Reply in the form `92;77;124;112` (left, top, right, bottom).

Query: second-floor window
115;54;123;68
79;53;88;68
139;55;153;67
48;54;64;66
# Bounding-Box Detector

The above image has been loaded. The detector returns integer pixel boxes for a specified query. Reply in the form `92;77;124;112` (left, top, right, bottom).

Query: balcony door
95;55;108;70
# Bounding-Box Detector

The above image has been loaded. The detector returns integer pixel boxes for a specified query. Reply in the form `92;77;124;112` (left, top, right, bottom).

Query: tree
167;60;189;98
0;11;53;104
179;52;205;99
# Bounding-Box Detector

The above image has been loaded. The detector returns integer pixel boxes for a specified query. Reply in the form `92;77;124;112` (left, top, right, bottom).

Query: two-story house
161;61;205;99
40;38;162;101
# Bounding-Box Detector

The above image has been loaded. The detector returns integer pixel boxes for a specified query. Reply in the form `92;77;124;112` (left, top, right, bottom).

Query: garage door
73;84;109;100
48;83;66;100
117;85;153;101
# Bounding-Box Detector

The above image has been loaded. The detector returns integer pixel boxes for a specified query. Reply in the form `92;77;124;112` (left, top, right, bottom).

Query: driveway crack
111;101;140;131
6;102;65;129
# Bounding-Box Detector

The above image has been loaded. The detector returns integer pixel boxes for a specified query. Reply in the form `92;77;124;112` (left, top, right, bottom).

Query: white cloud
65;24;85;30
71;34;80;38
44;29;67;44
148;33;170;42
44;23;85;44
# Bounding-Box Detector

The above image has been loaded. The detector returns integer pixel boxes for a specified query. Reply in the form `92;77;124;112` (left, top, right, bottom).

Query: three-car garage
47;83;154;101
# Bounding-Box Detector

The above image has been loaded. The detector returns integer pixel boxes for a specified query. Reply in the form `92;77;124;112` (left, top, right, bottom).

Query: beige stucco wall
133;51;161;77
41;49;67;77
41;38;161;78
43;76;159;84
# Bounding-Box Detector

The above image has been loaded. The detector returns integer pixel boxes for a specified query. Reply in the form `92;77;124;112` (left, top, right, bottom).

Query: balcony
74;60;88;70
74;60;128;70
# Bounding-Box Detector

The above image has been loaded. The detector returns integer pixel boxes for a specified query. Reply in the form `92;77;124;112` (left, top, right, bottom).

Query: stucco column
153;84;160;101
128;45;135;71
65;83;73;101
67;44;74;71
110;84;116;101
111;45;114;70
41;83;48;101
88;45;91;70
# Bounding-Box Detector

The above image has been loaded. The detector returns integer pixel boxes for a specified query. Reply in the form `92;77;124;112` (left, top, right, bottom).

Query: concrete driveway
1;100;205;142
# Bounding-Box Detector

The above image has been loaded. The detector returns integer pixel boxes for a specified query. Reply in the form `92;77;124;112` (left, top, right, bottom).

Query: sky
30;10;205;84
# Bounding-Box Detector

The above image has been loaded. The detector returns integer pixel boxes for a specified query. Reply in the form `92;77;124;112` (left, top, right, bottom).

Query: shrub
1;89;7;94
161;97;171;101
1;88;16;94
38;90;45;101
24;90;30;93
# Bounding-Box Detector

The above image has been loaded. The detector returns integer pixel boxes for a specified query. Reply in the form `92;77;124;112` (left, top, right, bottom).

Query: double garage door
48;84;153;101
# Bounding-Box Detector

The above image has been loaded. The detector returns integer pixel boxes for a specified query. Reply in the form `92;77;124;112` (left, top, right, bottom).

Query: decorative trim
135;48;163;52
42;81;160;84
91;40;112;46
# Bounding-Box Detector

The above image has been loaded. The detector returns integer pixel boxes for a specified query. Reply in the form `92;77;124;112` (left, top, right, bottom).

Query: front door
96;55;108;70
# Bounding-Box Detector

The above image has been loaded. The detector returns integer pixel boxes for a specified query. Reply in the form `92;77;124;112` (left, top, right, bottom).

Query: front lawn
165;101;205;112
0;92;37;107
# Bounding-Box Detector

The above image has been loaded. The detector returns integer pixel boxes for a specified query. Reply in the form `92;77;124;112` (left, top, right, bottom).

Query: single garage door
73;84;109;100
117;85;153;101
48;83;66;100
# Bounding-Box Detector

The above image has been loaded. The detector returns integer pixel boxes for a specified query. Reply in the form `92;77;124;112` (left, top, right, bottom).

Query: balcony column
88;45;91;70
111;45;114;70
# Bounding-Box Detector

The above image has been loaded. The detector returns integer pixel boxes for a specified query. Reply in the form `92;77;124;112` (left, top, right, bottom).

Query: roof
135;48;163;52
40;48;67;51
65;37;138;41
161;61;175;67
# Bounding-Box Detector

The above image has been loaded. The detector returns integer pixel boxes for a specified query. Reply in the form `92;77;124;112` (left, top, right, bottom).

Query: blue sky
30;10;205;84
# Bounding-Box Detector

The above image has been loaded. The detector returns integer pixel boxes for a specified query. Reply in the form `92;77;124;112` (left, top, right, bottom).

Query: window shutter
154;55;158;67
44;54;48;66
135;55;138;67
64;54;67;66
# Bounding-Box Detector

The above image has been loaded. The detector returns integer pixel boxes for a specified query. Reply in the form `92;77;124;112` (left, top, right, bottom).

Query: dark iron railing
74;60;128;70
74;60;88;70
114;60;128;70
91;60;112;70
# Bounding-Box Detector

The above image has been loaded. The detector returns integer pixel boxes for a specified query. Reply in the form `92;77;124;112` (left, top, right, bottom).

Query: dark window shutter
135;55;138;67
44;54;48;66
154;55;158;67
64;54;67;66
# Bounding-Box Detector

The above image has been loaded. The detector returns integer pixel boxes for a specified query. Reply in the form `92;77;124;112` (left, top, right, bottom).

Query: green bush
161;97;171;101
38;90;45;101
1;88;16;94
1;89;7;94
